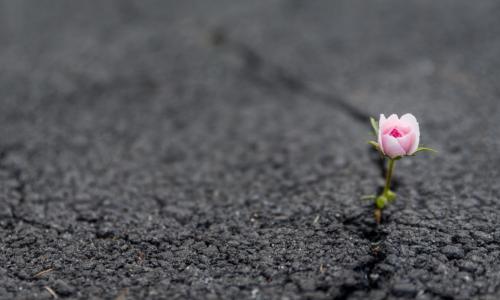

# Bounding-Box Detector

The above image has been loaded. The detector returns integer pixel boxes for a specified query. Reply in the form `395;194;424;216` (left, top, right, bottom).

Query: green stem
382;158;395;196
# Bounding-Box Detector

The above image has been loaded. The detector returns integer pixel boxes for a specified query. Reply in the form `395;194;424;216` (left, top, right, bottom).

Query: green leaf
368;141;380;151
413;147;437;155
361;195;376;201
368;141;386;158
370;117;379;136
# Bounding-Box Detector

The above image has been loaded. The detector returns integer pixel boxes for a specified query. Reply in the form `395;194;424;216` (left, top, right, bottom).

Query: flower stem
382;158;395;196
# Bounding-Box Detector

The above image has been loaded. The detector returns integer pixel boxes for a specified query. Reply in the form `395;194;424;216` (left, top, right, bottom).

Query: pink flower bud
378;113;420;158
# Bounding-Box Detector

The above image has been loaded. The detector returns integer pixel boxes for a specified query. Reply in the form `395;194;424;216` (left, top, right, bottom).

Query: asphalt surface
1;1;500;299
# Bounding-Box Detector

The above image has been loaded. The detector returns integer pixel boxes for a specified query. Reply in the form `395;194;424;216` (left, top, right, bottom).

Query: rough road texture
1;1;500;299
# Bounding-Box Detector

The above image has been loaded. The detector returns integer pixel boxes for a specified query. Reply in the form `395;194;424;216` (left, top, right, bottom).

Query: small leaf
368;141;380;151
413;147;437;155
361;195;376;201
368;141;386;158
370;117;379;136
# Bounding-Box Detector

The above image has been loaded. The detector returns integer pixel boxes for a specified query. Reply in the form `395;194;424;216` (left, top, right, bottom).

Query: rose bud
366;113;435;224
378;113;420;159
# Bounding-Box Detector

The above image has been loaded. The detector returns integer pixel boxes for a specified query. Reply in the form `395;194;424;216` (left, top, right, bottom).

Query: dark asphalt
1;1;500;299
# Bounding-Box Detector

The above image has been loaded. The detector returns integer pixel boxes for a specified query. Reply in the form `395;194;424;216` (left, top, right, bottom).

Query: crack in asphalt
342;212;391;294
210;26;390;186
210;27;371;123
210;30;395;295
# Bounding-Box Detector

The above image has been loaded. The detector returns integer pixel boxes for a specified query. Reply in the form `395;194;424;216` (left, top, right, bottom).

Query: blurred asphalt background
1;1;500;299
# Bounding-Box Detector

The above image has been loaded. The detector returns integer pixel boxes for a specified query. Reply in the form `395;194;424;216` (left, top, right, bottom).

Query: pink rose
378;113;420;158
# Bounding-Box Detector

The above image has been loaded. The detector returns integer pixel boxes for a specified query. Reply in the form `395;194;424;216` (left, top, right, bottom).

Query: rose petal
400;113;420;154
382;134;406;158
397;132;416;154
382;114;400;134
396;124;411;134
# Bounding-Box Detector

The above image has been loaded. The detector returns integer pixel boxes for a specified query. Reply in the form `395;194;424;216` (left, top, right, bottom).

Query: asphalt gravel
1;1;500;299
